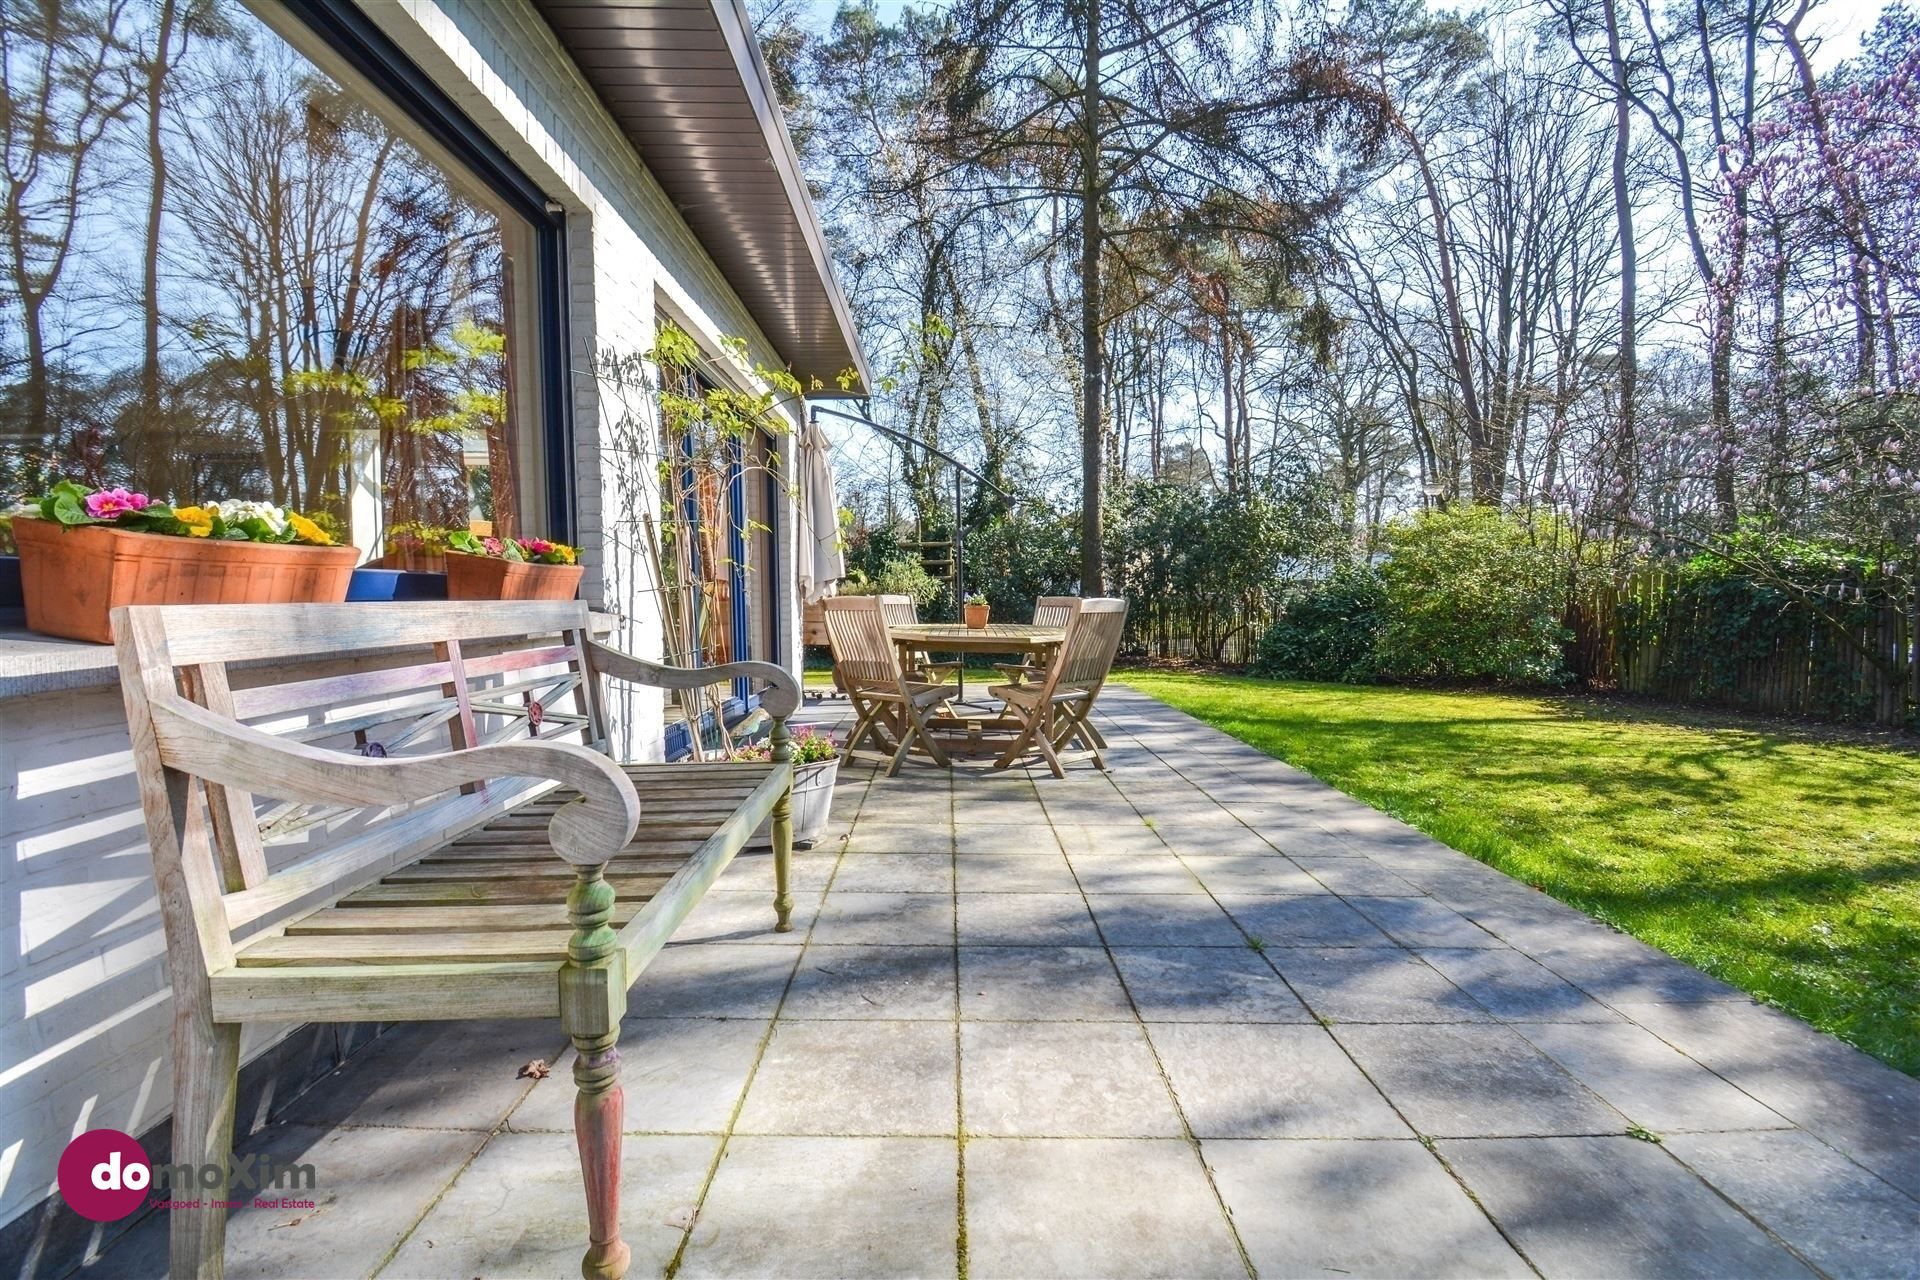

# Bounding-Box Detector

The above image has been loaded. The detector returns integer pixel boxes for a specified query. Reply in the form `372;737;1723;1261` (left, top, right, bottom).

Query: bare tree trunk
1602;0;1638;531
1078;0;1105;593
139;0;180;500
1399;119;1490;500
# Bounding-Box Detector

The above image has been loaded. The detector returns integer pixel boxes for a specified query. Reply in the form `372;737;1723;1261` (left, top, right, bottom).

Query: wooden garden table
891;621;1066;708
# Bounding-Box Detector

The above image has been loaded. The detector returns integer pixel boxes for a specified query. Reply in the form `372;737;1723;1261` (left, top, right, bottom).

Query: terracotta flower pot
964;602;990;629
444;550;584;601
13;517;357;644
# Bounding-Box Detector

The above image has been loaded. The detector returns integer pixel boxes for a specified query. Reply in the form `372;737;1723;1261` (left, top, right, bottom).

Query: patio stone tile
959;946;1133;1021
275;1019;565;1131
1051;821;1167;857
1178;852;1324;895
831;853;954;893
952;790;1048;824
828;782;867;822
1109;946;1313;1023
783;945;957;1020
1293;855;1426;896
1618;1000;1920;1197
1256;825;1373;859
956;892;1101;946
716;847;838;892
1203;1138;1529;1279
1085;893;1245;946
1666;1129;1920;1277
1528;931;1749;1004
1334;1024;1623;1137
1149;1023;1410;1138
1438;1136;1817;1279
626;944;798;1019
811;891;955;946
511;1017;767;1134
1418;947;1623;1022
964;1138;1244;1279
1463;895;1636;953
1133;809;1249;839
735;1020;956;1136
677;1136;956;1279
382;1133;717;1279
89;1123;486;1280
951;771;1040;798
955;849;1081;893
962;1021;1183;1137
672;888;817;944
844;820;953;854
955;821;1064;856
1349;895;1507;948
1066;852;1205;893
1219;894;1395;947
1513;1022;1790;1134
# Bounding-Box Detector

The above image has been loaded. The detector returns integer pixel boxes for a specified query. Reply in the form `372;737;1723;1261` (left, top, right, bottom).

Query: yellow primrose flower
172;506;214;538
287;513;334;546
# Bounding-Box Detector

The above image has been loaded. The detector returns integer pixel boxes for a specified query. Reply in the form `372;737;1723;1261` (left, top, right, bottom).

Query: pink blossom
520;538;555;556
84;487;150;518
482;537;505;556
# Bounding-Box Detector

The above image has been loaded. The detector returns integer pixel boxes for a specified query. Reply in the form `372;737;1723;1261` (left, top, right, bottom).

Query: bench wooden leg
170;996;240;1280
572;1034;629;1280
563;866;630;1280
770;720;795;932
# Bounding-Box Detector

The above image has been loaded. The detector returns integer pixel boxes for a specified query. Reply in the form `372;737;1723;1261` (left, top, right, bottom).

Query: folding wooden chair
878;594;961;686
993;596;1082;687
824;596;956;775
988;598;1128;777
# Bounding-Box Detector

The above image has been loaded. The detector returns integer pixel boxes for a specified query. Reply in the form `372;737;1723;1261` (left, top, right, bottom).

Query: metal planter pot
750;755;839;850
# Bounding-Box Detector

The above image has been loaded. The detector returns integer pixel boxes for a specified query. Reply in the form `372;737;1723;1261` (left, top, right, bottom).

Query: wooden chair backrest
1048;597;1129;691
1032;596;1082;628
822;596;905;691
877;595;919;628
112;601;609;971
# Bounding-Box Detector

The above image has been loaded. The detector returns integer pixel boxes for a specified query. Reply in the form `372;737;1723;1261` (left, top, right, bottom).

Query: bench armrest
588;641;802;720
148;695;641;865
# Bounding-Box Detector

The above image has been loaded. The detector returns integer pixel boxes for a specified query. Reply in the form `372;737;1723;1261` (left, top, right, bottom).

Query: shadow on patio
75;688;1919;1279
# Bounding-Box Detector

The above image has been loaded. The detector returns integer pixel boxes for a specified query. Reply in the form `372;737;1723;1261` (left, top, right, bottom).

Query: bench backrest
112;601;610;974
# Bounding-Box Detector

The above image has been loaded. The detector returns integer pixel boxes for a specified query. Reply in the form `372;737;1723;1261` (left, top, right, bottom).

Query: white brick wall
0;0;811;1235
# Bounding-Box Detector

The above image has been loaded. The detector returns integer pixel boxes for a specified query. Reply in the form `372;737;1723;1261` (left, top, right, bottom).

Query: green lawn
1119;671;1920;1075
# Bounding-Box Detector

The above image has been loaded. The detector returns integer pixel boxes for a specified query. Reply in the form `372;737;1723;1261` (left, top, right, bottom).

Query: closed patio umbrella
798;415;844;603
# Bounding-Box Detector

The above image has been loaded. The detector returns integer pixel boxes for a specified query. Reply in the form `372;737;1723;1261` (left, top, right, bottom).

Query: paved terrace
86;688;1918;1279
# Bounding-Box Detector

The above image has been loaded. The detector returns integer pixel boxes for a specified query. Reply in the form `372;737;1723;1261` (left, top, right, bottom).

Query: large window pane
0;0;541;562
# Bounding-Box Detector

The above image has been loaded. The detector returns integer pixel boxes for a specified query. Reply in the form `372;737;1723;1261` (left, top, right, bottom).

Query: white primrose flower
207;499;289;534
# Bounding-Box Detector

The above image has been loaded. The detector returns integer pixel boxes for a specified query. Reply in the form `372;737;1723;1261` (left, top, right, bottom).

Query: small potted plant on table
737;727;839;849
444;530;583;600
10;481;354;644
963;592;990;629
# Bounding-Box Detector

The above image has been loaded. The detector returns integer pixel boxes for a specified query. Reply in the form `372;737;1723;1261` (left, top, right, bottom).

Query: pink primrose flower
84;488;150;519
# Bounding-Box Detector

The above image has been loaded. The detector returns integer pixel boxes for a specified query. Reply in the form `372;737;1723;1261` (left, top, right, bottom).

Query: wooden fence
1567;569;1917;728
1122;599;1266;665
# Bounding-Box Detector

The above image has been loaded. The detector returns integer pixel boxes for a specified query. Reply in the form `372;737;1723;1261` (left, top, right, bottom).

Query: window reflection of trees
0;0;524;559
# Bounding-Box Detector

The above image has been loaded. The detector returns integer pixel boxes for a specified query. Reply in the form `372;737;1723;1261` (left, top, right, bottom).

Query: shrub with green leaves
841;553;942;608
1377;506;1569;684
1252;565;1385;682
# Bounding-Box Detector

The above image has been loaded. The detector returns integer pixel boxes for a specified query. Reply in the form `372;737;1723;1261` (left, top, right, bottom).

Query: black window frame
282;0;576;546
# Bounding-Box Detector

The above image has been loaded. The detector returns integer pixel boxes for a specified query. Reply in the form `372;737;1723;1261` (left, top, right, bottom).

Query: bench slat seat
112;601;803;1280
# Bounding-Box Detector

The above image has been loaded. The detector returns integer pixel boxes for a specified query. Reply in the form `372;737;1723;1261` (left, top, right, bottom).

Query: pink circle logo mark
56;1129;151;1222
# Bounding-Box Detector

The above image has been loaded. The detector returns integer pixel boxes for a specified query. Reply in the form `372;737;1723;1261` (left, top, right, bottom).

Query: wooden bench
112;601;801;1280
